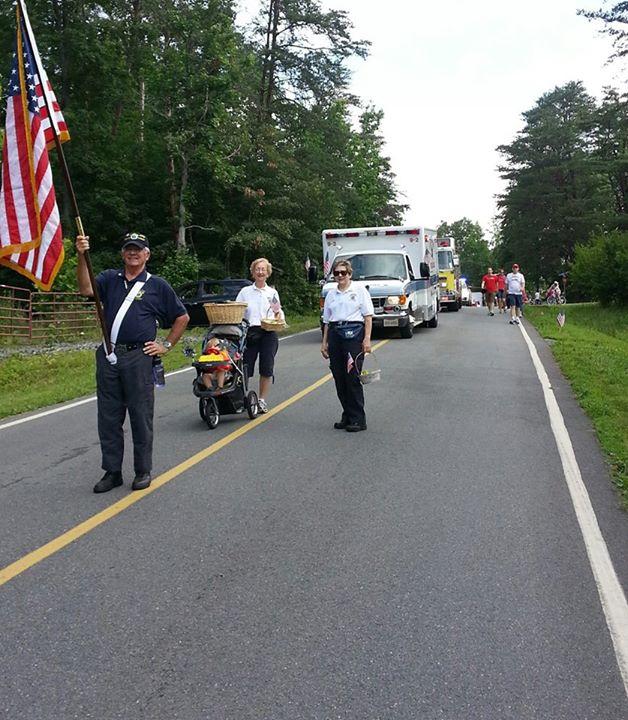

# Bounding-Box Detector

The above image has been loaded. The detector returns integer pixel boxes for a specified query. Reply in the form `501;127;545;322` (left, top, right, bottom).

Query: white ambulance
320;225;439;338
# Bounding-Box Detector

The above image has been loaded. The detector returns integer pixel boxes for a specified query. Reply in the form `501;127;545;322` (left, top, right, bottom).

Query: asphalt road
1;308;627;719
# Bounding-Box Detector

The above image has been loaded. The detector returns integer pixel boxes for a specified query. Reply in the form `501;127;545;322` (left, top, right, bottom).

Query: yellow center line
0;339;389;588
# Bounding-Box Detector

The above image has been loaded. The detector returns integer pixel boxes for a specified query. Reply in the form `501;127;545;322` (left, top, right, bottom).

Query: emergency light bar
325;229;423;239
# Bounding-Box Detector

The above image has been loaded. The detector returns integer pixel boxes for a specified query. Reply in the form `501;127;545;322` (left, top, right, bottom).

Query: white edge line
0;328;318;431
519;321;628;696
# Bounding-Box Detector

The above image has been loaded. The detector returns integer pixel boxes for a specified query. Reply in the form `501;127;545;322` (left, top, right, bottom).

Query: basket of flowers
358;352;381;385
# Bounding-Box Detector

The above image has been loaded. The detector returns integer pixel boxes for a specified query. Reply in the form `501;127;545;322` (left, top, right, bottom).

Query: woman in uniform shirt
320;259;374;432
236;257;284;413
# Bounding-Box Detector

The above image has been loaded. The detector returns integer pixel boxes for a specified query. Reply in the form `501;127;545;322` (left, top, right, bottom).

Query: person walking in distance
496;269;507;313
506;263;525;325
76;233;189;493
321;260;374;432
481;267;499;316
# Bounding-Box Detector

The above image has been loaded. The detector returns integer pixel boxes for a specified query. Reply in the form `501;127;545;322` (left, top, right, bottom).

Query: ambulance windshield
340;253;406;281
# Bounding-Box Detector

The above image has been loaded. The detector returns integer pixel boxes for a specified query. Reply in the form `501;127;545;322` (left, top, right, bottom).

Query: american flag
270;294;281;314
346;352;354;374
0;1;67;290
556;311;565;329
323;250;330;276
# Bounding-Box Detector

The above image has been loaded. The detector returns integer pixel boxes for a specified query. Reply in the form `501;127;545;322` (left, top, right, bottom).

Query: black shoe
132;473;152;491
93;471;123;493
334;421;347;429
345;423;367;432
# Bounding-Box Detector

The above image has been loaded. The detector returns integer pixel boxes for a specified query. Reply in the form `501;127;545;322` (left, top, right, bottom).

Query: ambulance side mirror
307;264;318;283
453;255;460;267
419;262;430;279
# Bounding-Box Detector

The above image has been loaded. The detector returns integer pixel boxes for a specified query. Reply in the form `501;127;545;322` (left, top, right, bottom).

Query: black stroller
191;320;259;428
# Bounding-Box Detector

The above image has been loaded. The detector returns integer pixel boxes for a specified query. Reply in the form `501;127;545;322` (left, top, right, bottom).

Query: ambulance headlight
386;295;400;305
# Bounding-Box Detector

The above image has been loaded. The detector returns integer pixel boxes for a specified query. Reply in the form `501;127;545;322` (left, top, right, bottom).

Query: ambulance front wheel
400;318;414;339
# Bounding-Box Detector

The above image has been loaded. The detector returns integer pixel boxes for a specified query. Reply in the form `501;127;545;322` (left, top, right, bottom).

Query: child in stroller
198;333;237;390
192;322;259;428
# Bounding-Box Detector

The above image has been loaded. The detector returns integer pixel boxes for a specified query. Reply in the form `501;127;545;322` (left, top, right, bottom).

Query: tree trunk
258;0;275;119
264;0;281;116
259;0;281;119
176;155;189;251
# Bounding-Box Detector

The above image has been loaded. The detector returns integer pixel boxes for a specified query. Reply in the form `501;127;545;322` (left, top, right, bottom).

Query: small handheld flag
270;294;281;314
556;311;565;329
346;352;354;374
323;250;330;276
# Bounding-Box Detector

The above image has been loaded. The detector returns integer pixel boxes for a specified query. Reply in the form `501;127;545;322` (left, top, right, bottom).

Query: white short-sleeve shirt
506;272;525;295
235;284;284;326
322;282;374;323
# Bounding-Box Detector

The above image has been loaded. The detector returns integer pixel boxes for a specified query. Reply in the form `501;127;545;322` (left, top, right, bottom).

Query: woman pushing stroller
235;258;285;414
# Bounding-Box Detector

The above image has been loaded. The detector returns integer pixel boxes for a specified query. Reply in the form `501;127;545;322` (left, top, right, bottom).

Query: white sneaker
258;399;269;414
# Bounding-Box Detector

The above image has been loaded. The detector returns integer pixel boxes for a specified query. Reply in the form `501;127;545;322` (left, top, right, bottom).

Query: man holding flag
76;233;189;493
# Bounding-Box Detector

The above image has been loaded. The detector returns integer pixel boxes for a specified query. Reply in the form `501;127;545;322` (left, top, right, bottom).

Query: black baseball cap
122;232;149;249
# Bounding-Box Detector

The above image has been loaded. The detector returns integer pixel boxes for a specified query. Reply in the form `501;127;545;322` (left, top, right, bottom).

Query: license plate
383;318;398;327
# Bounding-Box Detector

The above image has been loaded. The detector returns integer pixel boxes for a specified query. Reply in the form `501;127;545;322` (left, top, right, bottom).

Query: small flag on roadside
556;311;565;329
347;352;354;374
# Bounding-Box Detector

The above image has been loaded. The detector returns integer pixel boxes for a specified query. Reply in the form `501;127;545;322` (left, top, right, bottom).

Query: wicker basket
260;318;288;331
357;352;381;385
203;302;248;325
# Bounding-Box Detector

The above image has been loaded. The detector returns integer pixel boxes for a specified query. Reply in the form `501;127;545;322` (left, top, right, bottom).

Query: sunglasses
333;269;348;277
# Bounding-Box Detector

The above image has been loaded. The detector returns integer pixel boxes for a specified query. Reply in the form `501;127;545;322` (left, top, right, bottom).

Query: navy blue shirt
96;269;187;344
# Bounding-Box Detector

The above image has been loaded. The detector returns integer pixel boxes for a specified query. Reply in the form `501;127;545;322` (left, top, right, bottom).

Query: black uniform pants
328;325;366;426
96;346;154;475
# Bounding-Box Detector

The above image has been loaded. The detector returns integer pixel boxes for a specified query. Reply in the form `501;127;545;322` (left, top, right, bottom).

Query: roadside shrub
158;248;200;288
276;275;320;314
570;231;628;306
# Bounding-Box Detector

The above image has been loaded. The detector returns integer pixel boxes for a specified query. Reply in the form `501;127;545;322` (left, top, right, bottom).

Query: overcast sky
237;0;625;238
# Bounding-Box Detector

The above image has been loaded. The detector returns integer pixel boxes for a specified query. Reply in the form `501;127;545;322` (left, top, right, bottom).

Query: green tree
252;0;370;118
569;230;628;304
594;88;628;226
496;82;614;288
579;2;628;61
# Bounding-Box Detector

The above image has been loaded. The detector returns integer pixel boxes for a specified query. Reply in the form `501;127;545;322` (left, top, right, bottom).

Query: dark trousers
244;328;278;378
96;346;154;474
328;326;366;426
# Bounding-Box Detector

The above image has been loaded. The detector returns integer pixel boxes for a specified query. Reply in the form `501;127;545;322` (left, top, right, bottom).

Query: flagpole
16;0;112;354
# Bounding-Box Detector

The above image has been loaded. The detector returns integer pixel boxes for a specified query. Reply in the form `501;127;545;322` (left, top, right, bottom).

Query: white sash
104;273;152;365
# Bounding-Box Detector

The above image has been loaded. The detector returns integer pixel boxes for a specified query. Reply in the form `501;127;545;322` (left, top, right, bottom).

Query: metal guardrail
0;284;96;340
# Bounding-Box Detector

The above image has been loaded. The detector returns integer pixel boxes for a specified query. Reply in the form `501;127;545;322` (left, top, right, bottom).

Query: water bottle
152;357;166;388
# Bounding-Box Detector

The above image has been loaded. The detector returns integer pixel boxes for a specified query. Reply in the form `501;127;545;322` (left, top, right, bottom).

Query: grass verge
524;303;627;506
0;313;320;420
